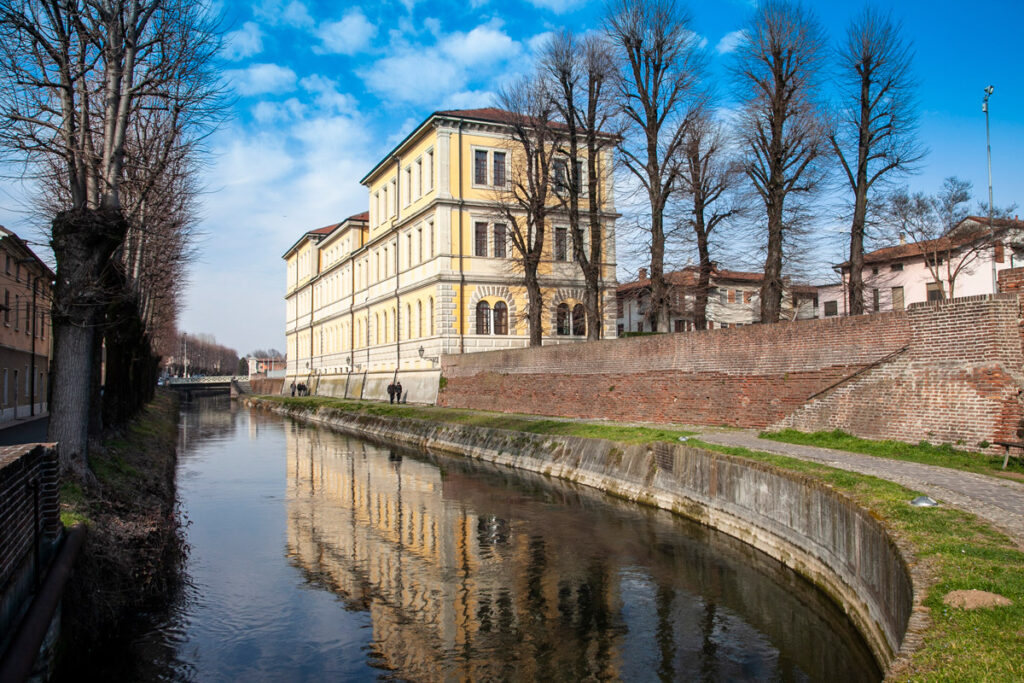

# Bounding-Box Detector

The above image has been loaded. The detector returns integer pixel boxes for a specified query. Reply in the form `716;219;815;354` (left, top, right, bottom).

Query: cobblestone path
695;429;1024;548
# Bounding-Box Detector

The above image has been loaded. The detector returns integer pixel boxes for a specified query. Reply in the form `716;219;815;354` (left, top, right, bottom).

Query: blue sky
1;0;1022;354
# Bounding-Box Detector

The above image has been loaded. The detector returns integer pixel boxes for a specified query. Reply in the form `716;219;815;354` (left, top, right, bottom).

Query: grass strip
761;428;1024;478
265;395;695;445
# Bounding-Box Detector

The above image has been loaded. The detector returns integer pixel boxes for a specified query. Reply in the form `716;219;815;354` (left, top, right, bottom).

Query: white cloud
224;63;298;96
358;20;521;106
314;8;378;55
716;29;747;55
255;0;314;28
299;75;358;113
441;89;497;110
223;21;264;60
525;0;585;14
684;29;708;51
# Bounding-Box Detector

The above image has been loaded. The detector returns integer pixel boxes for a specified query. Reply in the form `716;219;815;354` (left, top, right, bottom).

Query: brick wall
439;295;1024;449
0;444;59;590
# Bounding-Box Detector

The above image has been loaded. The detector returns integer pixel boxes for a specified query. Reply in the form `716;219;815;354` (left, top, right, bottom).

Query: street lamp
983;85;996;292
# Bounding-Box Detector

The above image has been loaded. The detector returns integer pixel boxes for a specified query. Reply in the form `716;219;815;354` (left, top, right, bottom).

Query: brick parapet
439;295;1024;449
0;444;60;590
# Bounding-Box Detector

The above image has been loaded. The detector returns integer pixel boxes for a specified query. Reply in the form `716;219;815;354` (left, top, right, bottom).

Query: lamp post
983;85;996;292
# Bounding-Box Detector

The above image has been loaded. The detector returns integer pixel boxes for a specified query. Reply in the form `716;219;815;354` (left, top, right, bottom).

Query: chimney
639;267;648;280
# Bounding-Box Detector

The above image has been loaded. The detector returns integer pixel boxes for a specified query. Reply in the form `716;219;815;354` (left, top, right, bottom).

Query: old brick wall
439;295;1024;448
0;444;59;591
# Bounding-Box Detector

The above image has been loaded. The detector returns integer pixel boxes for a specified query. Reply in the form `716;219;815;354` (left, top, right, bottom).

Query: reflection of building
282;425;879;681
284;427;623;681
617;266;818;333
283;108;619;402
0;226;53;424
820;216;1024;317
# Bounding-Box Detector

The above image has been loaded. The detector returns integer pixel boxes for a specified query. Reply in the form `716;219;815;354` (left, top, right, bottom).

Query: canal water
108;397;881;681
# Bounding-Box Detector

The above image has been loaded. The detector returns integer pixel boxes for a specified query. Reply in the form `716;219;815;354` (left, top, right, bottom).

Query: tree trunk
525;262;544;347
46;207;128;476
760;202;784;323
649;207;669;332
695;231;712;330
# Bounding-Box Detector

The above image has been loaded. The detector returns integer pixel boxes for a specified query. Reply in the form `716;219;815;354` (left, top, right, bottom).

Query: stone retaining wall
245;398;922;674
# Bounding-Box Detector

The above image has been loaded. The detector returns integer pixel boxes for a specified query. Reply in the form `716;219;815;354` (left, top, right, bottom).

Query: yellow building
284;108;618;402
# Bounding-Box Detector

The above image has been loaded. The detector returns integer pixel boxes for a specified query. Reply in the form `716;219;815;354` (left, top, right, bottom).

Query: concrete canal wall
245;397;924;674
438;294;1024;452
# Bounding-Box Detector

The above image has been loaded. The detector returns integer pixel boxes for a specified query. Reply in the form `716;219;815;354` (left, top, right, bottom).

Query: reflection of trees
282;427;880;682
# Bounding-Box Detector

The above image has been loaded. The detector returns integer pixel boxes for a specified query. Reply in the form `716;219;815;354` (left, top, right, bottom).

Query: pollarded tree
679;113;743;330
494;76;561;346
607;0;707;333
830;7;924;315
733;0;829;323
0;0;223;474
542;31;620;340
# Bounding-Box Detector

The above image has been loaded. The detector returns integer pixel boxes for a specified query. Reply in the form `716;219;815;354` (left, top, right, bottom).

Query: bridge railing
164;376;241;386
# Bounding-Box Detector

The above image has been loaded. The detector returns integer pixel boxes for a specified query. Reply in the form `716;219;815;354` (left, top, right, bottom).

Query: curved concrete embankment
245;398;924;674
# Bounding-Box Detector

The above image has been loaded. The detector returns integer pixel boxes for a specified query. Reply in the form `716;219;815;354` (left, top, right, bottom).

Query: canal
104;397;881;680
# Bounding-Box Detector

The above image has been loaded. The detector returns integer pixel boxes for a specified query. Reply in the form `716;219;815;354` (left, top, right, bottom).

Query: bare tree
0;0;223;475
886;177;978;298
679;114;743;329
542;31;619;340
733;0;828;323
495;76;560;346
830;7;924;315
607;0;706;333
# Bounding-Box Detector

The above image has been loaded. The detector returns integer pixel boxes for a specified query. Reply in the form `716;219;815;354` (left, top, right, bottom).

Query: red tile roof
618;266;768;294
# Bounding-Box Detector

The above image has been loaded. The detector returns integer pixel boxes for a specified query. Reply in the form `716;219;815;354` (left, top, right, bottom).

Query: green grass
690;439;1024;682
761;428;1024;477
262;395;695;445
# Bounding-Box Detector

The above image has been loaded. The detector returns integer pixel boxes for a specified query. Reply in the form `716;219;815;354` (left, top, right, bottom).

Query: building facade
818;216;1024;317
617;266;818;333
0;226;53;424
284;108;619;402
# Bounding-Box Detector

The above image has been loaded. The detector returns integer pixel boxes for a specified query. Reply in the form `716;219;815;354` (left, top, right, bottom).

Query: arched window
429;297;434;336
376;313;382;345
391;307;396;341
493;301;508;335
417;301;424;337
572;303;586;336
476;301;491;335
556;303;570;335
407;303;412;339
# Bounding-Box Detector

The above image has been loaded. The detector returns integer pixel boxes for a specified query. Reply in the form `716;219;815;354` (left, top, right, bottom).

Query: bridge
163;376;252;398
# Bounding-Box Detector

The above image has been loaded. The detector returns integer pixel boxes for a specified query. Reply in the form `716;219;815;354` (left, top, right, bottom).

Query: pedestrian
387;382;395;404
395;381;403;403
290;381;295;397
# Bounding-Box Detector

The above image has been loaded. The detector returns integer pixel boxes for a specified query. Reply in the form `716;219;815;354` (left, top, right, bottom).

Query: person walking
387;382;395;404
395;381;403;403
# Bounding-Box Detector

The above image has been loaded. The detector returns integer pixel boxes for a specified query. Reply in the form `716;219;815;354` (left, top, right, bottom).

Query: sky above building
0;0;1021;355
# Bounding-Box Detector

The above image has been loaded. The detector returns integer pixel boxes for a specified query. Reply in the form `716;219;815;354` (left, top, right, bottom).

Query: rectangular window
552;160;567;190
404;166;411;206
554;227;568;261
872;288;880;312
24;303;30;334
3;290;7;324
13;295;18;330
475;222;488;257
474;150;488;185
574;160;584;194
926;282;944;302
426;150;434;189
891;286;904;311
824;300;838;317
891;263;903;271
407;233;413;267
493;223;506;258
493;152;506;187
674;319;685;332
719;289;727;304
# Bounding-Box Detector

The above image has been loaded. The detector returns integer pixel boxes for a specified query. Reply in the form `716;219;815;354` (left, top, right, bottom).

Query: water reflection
285;423;880;682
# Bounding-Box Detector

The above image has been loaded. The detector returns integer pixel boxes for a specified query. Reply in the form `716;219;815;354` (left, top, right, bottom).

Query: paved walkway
695;429;1024;548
